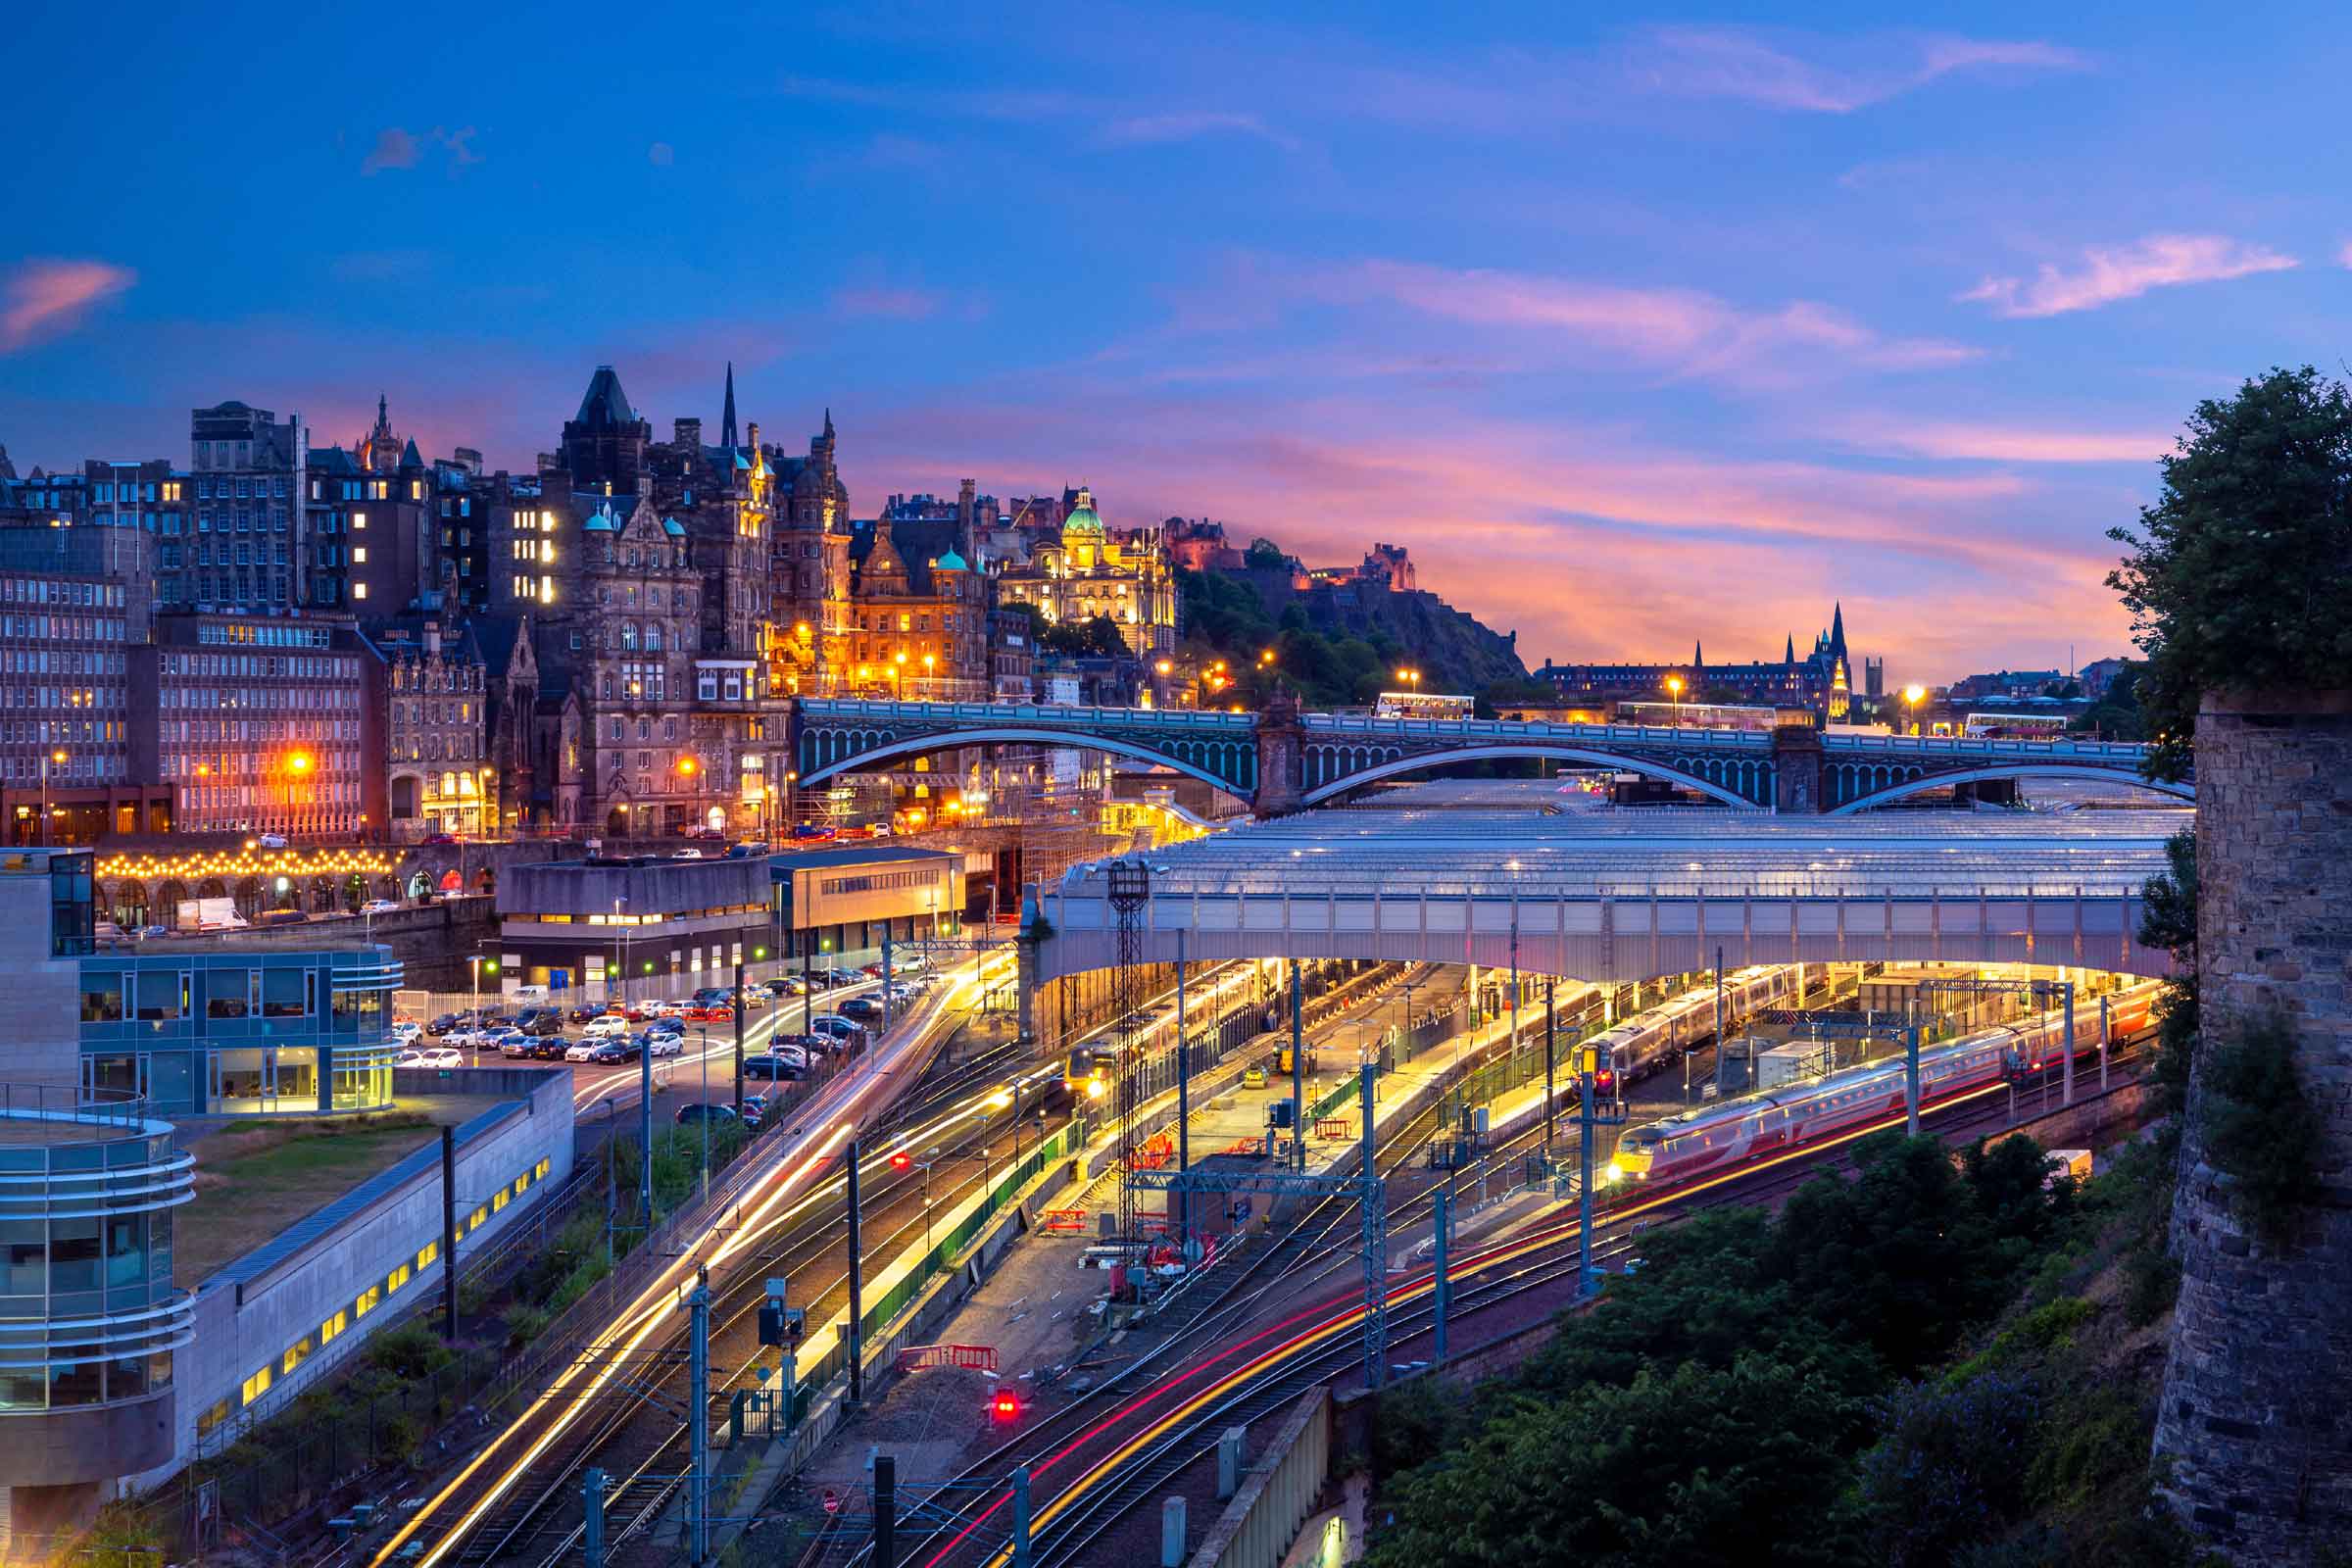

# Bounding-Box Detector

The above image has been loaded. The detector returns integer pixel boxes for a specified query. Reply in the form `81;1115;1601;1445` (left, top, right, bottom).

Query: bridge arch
1829;763;2195;815
1298;744;1762;809
797;726;1249;797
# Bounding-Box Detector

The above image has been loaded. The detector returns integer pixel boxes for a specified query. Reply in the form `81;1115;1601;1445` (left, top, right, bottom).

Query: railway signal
992;1388;1020;1423
890;1150;911;1171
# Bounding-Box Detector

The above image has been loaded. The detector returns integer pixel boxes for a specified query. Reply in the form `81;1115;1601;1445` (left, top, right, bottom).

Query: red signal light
890;1152;911;1171
992;1390;1019;1422
1594;1069;1618;1097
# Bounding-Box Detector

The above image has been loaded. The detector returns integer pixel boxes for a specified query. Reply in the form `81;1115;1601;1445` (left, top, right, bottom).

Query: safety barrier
895;1344;999;1374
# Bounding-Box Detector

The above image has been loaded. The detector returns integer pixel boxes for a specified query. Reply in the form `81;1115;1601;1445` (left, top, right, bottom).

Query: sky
3;2;2347;684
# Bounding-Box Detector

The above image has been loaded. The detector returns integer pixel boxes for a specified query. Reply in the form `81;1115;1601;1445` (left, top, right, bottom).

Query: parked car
647;1015;685;1038
582;1015;631;1042
837;997;884;1024
359;899;401;916
425;1012;460;1037
501;1032;540;1058
673;848;706;859
515;1009;564;1037
676;1102;741;1128
564;1037;603;1062
421;832;460;847
691;986;732;1007
741;1054;803;1081
137;923;170;939
684;1003;734;1024
567;1004;605;1024
650;1000;687;1019
527;1036;574;1061
585;1038;639;1064
645;1030;685;1058
256;833;290;849
808;1015;867;1051
398;1046;463;1069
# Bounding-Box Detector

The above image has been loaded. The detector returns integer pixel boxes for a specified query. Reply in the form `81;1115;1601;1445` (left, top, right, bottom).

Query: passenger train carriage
1610;980;2160;1188
1586;965;1803;1083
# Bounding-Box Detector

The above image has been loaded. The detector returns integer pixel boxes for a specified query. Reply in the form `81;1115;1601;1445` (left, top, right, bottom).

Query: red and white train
1609;980;2161;1188
1587;965;1803;1083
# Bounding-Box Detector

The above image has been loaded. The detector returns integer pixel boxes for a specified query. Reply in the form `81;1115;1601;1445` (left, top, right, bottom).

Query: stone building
1535;605;1854;720
368;618;492;840
303;395;436;614
991;487;1177;659
186;401;305;608
844;504;991;701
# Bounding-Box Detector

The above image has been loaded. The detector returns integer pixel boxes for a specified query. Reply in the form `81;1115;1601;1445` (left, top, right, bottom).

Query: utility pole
688;1267;710;1566
872;1452;896;1568
1356;1062;1386;1389
582;1468;607;1568
1577;1062;1595;1298
732;959;745;1118
2099;992;2111;1093
440;1126;458;1342
1712;946;1724;1094
1290;961;1304;1171
2060;978;2076;1107
846;1136;864;1405
882;930;895;1035
1905;1001;1922;1138
1543;978;1557;1151
1432;1186;1451;1364
639;1034;654;1224
1175;930;1191;1244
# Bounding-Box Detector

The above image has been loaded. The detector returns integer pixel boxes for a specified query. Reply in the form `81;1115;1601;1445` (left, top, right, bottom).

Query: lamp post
1665;673;1685;728
1902;683;1927;737
466;954;484;1062
39;748;65;847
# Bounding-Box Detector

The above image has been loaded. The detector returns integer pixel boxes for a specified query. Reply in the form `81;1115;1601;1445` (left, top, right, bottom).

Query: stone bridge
791;698;2187;814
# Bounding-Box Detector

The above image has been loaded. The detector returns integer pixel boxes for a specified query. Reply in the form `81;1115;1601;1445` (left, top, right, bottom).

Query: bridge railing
1824;732;2155;760
796;698;1254;730
1301;713;1772;747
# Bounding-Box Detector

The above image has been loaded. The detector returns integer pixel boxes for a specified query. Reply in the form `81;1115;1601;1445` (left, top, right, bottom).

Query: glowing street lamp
1665;673;1686;727
1902;683;1927;736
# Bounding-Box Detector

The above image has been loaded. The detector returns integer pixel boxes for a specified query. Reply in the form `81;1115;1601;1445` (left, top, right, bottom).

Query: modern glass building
75;945;404;1116
0;1085;196;1528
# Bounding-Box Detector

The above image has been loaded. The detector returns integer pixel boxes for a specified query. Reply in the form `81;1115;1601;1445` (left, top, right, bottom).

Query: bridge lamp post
1902;683;1927;736
1665;673;1685;728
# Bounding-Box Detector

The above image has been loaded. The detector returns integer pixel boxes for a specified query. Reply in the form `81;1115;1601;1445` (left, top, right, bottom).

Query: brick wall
2154;690;2352;1558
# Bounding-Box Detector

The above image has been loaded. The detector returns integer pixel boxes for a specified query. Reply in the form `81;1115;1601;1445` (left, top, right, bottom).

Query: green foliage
1036;613;1127;658
2199;1011;2323;1246
1855;1370;2043;1567
1367;1379;1469;1478
368;1321;456;1381
77;1499;164;1568
2106;365;2352;780
1244;536;1289;569
502;1303;551;1349
2068;662;2146;740
2137;829;2199;1111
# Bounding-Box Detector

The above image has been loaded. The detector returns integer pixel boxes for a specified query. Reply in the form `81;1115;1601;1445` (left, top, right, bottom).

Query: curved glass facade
0;1089;195;1415
77;946;403;1117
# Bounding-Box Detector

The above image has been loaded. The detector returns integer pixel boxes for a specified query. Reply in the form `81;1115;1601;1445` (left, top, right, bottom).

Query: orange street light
287;753;314;774
675;756;700;778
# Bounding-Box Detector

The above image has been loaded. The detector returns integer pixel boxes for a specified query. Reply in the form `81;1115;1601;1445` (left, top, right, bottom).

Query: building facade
185;402;305;609
991;487;1177;659
368;619;492;840
129;611;381;840
1535;605;1856;721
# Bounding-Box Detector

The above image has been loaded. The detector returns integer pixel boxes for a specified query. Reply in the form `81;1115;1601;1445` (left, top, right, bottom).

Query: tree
1244;536;1288;569
2137;827;2197;1107
2107;366;2352;779
1036;613;1127;659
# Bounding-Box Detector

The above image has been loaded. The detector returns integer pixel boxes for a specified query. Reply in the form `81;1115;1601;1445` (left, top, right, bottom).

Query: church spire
1692;639;1703;669
1784;632;1796;664
720;362;738;449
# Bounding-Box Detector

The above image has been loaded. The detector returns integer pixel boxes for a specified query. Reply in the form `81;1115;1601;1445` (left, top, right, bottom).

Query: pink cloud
1833;419;2171;464
1325;260;1979;386
831;285;945;321
361;127;419;175
0;259;135;353
1962;233;2297;318
1633;26;2085;113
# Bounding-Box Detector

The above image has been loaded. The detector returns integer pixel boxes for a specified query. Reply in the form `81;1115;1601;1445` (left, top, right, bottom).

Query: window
241;1364;272;1405
80;971;123;1022
319;1309;347;1345
354;1283;382;1318
416;1240;439;1271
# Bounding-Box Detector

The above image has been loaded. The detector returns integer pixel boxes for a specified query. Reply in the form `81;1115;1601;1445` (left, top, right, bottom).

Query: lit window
354;583;368;600
352;511;367;529
386;1261;412;1294
319;1309;348;1344
355;1284;382;1318
352;547;367;564
416;1239;439;1272
241;1364;273;1404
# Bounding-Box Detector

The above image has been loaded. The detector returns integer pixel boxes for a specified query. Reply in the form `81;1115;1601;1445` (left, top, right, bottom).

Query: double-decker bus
1373;690;1476;721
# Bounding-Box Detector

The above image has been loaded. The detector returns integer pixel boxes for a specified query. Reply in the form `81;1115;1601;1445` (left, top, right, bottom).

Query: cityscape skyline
8;6;2339;681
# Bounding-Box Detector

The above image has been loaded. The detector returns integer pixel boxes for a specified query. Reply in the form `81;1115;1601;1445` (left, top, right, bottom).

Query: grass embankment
176;1111;441;1285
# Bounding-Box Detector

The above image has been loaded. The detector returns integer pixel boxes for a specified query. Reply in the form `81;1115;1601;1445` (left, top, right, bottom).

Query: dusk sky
4;3;2345;683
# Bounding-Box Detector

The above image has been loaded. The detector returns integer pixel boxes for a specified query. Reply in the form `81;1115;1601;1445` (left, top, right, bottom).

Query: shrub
1855;1371;2042;1567
503;1304;551;1350
2199;1011;2323;1246
368;1321;455;1381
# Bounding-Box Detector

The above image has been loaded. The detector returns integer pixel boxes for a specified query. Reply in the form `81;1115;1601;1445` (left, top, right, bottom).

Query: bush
2199;1010;2323;1246
1856;1371;2042;1567
503;1303;551;1350
368;1321;455;1381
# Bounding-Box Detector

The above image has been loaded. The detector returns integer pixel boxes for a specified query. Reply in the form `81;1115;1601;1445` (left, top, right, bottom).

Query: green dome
1061;486;1105;544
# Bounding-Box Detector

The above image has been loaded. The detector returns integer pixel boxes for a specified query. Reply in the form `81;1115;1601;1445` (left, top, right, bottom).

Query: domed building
994;486;1177;658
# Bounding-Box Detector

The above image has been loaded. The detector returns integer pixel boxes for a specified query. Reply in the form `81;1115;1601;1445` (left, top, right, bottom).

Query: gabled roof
308;446;361;475
401;437;423;467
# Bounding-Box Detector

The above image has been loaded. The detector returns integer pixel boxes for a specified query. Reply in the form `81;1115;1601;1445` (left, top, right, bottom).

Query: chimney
746;420;760;452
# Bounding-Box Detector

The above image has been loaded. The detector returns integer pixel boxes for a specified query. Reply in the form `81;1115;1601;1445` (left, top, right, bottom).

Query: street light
1902;683;1927;736
39;748;66;847
1665;673;1685;727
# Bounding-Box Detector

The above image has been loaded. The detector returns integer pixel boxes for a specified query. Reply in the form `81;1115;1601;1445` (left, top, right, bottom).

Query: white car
390;1021;423;1047
257;833;289;849
360;899;401;916
646;1032;685;1058
398;1047;463;1069
650;1000;688;1019
564;1038;603;1062
582;1015;630;1041
673;848;705;859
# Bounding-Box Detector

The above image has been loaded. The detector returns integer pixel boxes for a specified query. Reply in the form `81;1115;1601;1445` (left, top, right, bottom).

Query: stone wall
2153;690;2352;1560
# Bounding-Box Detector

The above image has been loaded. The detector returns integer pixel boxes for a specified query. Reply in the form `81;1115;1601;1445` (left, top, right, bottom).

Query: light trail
368;949;1016;1568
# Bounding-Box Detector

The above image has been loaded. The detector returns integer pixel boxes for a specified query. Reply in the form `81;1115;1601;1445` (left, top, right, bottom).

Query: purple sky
4;5;2344;682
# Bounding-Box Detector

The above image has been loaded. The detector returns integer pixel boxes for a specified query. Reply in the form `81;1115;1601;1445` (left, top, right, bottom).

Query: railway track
854;1032;2156;1568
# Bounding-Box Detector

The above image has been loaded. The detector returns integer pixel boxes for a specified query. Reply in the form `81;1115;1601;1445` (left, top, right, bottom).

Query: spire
1830;601;1847;658
574;365;637;427
1692;639;1703;669
720;362;738;449
375;391;389;430
1784;633;1795;664
823;407;835;441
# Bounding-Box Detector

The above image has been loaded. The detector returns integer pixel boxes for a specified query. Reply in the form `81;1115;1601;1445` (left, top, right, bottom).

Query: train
1585;965;1803;1083
1610;980;2162;1188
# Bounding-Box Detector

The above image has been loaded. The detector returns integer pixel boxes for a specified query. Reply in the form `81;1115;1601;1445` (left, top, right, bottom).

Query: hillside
1178;564;1528;709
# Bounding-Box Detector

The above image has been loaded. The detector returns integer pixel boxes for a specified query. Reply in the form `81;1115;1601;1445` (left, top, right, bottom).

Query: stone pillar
2153;689;2352;1560
1252;693;1303;816
1770;724;1824;813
